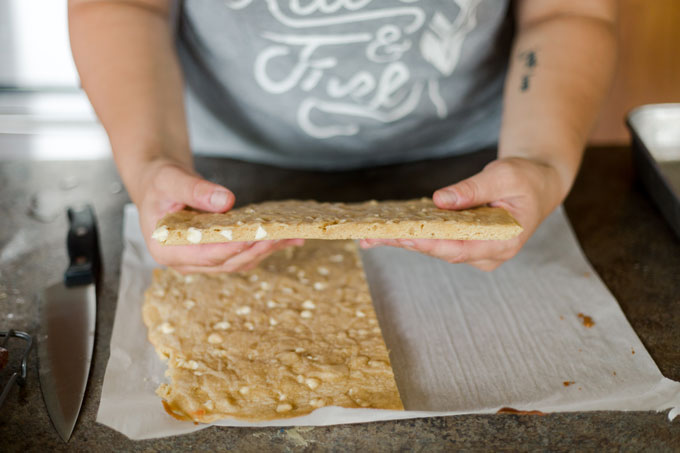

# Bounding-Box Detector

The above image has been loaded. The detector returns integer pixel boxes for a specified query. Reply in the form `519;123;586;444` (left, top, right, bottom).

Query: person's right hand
134;158;303;273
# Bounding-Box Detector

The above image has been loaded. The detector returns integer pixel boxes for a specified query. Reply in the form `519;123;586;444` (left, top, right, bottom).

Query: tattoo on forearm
517;50;537;93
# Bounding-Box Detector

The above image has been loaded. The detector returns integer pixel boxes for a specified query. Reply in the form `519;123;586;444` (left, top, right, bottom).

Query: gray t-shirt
177;0;512;169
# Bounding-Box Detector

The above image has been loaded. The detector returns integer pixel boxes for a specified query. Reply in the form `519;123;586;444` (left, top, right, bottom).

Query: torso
178;0;513;169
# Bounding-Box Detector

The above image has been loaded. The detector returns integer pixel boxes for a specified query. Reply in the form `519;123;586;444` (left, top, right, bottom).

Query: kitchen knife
37;205;100;442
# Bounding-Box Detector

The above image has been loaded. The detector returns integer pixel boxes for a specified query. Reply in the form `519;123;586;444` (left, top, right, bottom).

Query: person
68;0;616;273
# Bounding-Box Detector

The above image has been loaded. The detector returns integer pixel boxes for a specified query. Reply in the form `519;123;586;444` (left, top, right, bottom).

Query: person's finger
151;241;254;267
172;239;301;273
173;265;231;274
433;160;521;210
232;240;297;272
390;238;520;264
220;240;287;272
359;239;389;248
156;164;235;213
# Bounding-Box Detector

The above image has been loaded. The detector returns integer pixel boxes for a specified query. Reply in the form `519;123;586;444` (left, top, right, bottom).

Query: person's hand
359;157;565;271
134;158;303;273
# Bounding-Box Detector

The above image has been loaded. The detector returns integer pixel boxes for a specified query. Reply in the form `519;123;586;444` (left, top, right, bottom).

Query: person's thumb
159;164;235;213
433;163;505;210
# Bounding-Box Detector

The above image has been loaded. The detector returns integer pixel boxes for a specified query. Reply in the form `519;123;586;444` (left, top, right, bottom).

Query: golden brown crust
143;240;404;422
152;199;522;245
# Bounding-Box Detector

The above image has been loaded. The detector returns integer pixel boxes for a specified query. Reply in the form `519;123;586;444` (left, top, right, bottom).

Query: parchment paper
97;205;680;439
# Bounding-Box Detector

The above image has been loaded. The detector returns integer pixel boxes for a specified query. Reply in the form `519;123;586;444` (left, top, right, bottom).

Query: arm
498;0;617;201
69;0;192;198
69;0;299;272
362;0;617;270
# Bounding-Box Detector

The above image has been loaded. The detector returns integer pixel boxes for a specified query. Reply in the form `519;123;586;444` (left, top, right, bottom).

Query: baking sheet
97;204;680;439
627;103;680;238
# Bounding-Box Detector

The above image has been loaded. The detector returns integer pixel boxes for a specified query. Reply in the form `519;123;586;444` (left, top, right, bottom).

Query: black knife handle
64;204;100;287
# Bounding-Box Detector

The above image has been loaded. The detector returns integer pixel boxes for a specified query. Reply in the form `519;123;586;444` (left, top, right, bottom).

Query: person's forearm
68;0;191;203
499;3;617;199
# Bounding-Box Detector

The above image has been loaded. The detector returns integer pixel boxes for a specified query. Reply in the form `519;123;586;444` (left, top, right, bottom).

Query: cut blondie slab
142;240;404;422
152;198;522;245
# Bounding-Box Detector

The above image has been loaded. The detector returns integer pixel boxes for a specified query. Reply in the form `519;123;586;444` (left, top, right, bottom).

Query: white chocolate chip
183;360;199;370
278;393;287;402
213;321;231;330
295;347;305;353
300;310;313;319
244;322;254;330
249;274;259;282
260;281;270;290
245;208;255;214
151;225;169;243
236;220;244;226
368;360;388;368
207;333;223;344
282;287;294;295
266;300;278;308
329;254;344;263
194;371;203;376
310;399;325;408
158;322;175;334
276;403;292;413
239;386;250;395
305;378;321;390
254;291;264;300
255;225;267;240
355;310;366;318
236;306;251;315
316;266;330;276
187;227;202;244
296;375;305;384
313;282;327;291
184;275;194;284
269;317;278;326
219;229;233;240
302;300;316;310
183;299;196;310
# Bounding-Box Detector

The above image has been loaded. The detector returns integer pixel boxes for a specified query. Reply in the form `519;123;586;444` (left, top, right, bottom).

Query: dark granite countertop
0;147;678;451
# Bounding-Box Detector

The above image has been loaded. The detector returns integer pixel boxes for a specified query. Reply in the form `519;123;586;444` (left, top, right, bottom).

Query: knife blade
38;204;100;442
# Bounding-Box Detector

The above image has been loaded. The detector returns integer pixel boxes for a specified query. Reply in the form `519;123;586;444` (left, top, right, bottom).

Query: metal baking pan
626;103;680;239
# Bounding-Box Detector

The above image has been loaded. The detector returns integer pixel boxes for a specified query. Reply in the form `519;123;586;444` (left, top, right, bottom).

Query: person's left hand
359;157;566;271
